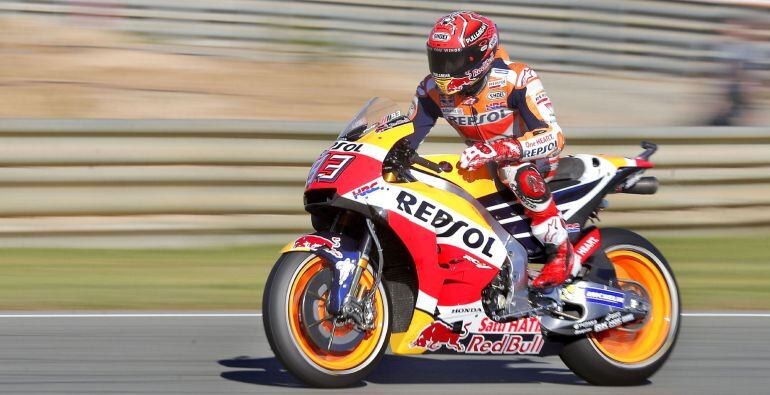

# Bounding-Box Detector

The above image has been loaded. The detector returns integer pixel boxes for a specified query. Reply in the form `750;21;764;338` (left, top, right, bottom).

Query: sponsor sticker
465;23;487;44
380;110;402;124
292;235;343;258
566;223;581;233
395;190;496;258
465;334;544;355
335;258;356;287
377;116;410;132
461;254;493;270
585;288;625;308
489;32;498;49
521;141;557;159
477;317;540;334
450;307;482;314
467;56;494;78
522;133;554;148
411;321;468;352
445;108;510;126
574;232;600;261
352;181;381;199
432;32;451;42
487;78;506;88
485;102;505;111
593;312;636;333
442;107;463;116
487;90;506;100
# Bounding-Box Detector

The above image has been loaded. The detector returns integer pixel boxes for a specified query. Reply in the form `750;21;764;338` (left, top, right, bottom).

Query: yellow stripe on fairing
596;154;635;169
389;309;434;355
418;154;501;199
357;122;415;148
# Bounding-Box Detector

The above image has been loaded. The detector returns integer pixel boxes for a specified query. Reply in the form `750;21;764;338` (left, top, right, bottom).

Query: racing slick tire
263;251;391;388
559;228;681;385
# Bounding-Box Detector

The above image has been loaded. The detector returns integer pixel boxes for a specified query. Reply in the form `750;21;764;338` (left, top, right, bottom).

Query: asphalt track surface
0;313;768;394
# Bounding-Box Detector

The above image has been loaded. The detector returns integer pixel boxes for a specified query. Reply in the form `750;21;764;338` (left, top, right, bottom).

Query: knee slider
514;164;551;203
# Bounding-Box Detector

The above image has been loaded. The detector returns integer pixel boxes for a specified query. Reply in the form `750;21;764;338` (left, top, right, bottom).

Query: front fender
280;231;361;314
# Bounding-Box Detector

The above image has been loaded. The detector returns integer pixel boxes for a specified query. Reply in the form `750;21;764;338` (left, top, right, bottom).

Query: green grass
0;235;767;310
652;236;770;310
0;246;282;310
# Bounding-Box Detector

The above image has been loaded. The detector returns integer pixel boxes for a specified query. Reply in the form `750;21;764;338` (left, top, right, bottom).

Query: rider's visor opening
427;45;485;78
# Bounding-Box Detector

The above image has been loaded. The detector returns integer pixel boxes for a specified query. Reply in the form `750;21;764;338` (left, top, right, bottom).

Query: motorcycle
262;97;680;387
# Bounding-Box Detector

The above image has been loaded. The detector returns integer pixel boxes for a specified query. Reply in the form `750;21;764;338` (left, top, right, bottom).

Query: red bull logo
293;235;342;258
411;321;468;352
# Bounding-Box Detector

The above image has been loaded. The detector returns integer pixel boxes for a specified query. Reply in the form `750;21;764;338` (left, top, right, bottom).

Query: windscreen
338;97;408;140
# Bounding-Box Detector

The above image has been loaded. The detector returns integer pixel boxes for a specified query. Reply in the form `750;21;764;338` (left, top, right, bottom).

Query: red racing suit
407;47;569;257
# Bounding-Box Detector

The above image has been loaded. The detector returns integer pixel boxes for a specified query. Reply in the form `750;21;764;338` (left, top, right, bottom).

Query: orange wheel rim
287;256;386;371
589;250;673;364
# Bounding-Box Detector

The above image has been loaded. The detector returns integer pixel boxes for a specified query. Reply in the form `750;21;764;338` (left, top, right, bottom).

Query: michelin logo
585;288;625;308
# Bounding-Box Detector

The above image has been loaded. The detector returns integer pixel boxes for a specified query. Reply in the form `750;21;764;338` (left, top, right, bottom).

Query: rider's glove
458;138;523;171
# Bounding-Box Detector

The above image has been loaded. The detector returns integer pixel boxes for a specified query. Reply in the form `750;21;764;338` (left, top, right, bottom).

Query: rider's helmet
427;11;499;95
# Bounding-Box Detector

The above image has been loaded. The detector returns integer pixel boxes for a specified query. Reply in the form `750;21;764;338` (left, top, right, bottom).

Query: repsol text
395;191;495;258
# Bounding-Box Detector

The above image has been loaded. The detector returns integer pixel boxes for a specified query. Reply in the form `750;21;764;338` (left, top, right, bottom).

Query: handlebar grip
412;153;452;173
412;154;443;173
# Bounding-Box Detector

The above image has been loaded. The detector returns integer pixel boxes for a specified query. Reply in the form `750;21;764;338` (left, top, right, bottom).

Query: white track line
0;312;767;318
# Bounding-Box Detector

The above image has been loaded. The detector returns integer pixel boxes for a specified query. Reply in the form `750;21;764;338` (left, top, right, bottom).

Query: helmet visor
427;45;485;78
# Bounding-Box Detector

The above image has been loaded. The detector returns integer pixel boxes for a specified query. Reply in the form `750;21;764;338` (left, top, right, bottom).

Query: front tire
560;228;681;385
262;251;391;388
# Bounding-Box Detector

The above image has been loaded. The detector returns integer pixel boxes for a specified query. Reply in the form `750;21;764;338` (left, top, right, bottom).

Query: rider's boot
531;216;580;288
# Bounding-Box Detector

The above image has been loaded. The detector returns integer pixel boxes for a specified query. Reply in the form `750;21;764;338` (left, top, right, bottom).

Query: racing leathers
407;47;580;288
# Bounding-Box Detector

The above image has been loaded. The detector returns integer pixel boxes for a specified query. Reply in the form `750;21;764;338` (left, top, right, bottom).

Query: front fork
325;217;380;331
348;229;373;302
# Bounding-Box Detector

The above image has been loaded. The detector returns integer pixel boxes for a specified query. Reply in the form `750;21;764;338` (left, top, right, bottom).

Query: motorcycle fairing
347;180;509;304
297;119;653;356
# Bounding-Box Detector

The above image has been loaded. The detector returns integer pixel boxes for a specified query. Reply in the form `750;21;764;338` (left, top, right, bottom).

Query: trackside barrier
0;0;768;76
0;120;766;247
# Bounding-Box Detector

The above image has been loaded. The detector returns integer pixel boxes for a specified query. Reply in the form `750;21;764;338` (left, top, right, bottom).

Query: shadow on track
218;355;586;388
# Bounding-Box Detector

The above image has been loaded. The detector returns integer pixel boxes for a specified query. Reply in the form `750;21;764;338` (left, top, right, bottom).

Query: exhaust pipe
622;176;658;195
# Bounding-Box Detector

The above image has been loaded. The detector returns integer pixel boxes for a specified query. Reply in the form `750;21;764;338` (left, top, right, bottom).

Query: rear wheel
560;228;680;385
263;252;390;388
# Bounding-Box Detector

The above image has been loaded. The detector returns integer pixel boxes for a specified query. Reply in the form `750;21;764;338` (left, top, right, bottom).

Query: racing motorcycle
262;98;680;387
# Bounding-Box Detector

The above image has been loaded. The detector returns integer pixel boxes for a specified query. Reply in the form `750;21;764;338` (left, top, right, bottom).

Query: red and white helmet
427;11;499;95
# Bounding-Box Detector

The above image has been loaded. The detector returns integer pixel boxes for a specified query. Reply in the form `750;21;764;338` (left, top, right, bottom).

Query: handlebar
410;153;453;174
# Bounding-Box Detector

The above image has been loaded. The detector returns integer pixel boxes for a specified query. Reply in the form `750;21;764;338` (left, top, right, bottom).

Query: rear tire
560;228;680;385
263;251;391;388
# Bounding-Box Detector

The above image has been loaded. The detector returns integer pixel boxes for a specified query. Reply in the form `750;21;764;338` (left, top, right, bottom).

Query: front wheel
560;228;681;385
262;251;391;388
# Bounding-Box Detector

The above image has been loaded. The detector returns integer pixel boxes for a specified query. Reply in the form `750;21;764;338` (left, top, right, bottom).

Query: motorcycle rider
407;11;580;288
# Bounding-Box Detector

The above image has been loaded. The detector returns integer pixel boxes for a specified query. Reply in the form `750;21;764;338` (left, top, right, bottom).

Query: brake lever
410;153;453;173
